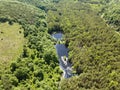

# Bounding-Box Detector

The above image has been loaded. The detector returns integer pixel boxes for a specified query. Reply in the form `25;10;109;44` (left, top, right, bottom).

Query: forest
0;0;120;90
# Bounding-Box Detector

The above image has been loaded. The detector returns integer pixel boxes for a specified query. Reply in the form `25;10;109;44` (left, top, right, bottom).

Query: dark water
55;44;68;58
52;33;72;78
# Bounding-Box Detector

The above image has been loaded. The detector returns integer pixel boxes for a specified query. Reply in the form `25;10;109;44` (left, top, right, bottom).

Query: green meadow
0;22;24;71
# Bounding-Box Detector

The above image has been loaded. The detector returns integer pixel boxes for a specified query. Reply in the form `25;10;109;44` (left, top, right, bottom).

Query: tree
14;68;29;81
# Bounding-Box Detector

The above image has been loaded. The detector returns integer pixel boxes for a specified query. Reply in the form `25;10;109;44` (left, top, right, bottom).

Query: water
52;33;63;40
55;44;68;58
52;32;72;78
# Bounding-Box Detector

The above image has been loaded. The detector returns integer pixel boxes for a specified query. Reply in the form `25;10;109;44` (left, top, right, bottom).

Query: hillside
0;0;61;90
0;0;45;25
47;0;120;90
0;0;120;90
101;1;120;28
0;22;24;81
0;22;24;61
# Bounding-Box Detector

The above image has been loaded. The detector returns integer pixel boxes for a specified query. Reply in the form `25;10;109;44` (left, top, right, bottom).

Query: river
52;33;72;78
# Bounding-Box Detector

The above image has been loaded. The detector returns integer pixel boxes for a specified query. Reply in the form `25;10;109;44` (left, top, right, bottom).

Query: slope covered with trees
0;0;120;90
100;0;120;30
0;0;61;90
47;0;120;90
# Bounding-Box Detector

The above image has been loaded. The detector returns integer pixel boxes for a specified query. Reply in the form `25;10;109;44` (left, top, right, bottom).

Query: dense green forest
0;0;120;90
47;0;120;89
0;0;61;90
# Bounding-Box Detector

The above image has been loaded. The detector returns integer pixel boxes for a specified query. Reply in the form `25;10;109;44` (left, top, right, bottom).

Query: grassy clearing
0;22;24;70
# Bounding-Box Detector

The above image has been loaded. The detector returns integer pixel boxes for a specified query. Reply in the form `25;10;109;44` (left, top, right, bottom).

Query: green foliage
1;74;12;90
17;0;57;12
0;0;120;90
0;0;61;90
101;1;120;27
0;0;45;25
47;0;120;89
14;68;29;81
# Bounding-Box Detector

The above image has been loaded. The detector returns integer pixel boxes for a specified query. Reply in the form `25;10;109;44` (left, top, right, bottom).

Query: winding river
52;33;72;78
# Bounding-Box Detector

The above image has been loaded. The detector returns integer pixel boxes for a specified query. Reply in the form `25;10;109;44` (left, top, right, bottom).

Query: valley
0;0;120;90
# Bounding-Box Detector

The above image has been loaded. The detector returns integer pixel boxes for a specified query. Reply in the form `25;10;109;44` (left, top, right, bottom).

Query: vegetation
0;0;45;25
0;22;24;83
0;22;24;61
100;1;120;29
0;0;61;90
47;0;120;90
0;0;120;90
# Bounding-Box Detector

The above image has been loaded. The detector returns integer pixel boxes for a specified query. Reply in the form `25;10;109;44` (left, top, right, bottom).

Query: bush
34;70;44;81
14;68;29;81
